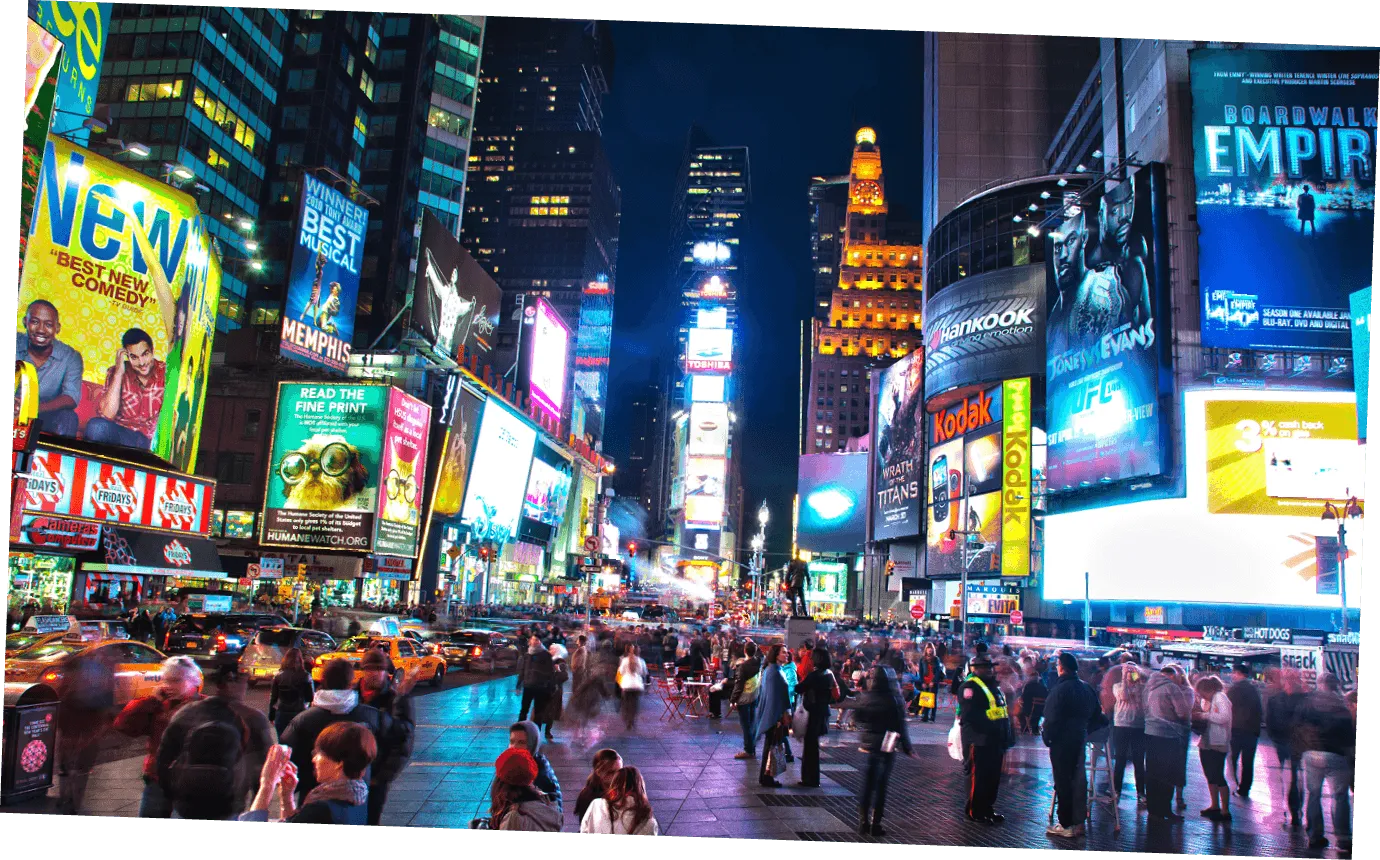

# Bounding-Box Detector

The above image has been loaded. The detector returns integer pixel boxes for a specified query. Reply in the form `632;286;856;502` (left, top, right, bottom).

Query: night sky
599;21;925;562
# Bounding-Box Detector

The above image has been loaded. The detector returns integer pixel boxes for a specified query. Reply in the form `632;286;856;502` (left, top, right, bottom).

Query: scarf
304;778;368;808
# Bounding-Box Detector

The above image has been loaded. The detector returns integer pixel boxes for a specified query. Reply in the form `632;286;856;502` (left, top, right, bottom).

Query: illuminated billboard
698;275;729;298
805;560;849;604
1205;398;1364;516
280;173;368;373
375;388;431;558
692;241;732;265
687;402;729;456
33;2;110;146
871;350;924;541
1045;390;1365;608
429;384;484;519
526;298;570;421
691;374;726;403
1045;164;1171;493
524;454;574;528
686;327;733;373
796;452;867;554
1353;288;1371;442
697;306;728;329
1190;49;1378;352
412;209;501;362
685;494;725;530
460;399;537;547
686;456;727;498
18;135;222;472
924;266;1046;398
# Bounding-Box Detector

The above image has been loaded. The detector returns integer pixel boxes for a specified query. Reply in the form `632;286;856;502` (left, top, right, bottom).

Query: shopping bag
790;698;809;738
917;691;936;709
947;718;964;761
881;730;900;753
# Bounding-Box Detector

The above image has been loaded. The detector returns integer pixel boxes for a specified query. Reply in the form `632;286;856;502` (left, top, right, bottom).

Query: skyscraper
804;129;923;455
461;18;619;440
92;5;291;333
666;128;751;571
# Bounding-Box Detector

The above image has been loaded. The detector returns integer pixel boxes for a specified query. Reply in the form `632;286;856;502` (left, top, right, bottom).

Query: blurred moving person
1296;673;1354;852
855;665;914;837
268;647;315;738
114;656;204;818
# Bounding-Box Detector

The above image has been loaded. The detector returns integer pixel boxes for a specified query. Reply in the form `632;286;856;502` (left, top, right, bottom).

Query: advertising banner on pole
871;350;924;541
1000;378;1032;577
374;388;431;558
280;173;368;373
18;136;222;473
262;383;388;551
1190;48;1378;352
22;19;61;261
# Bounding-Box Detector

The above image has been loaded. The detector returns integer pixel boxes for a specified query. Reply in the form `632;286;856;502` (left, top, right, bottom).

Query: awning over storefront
81;527;224;579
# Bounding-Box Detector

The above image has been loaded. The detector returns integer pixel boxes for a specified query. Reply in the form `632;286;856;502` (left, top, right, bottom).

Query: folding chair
656;676;688;721
1047;733;1120;832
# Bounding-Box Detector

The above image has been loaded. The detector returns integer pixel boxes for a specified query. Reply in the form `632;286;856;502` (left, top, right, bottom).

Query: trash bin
2;682;60;805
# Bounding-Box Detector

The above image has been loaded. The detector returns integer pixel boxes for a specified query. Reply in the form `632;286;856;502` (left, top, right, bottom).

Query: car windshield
6;633;50;650
11;642;87;661
339;636;391;653
254;628;301;647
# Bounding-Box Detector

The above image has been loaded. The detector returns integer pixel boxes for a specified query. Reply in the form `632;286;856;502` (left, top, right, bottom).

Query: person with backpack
279;659;395;805
268;647;315;738
731;640;763;760
490;748;562;831
855;665;914;837
580;766;660;835
114;655;204;818
618;644;649;730
156;666;275;818
1042;652;1105;838
796;647;840;788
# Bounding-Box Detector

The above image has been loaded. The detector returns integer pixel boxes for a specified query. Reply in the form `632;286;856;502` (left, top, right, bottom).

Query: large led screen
796;452;867;553
1190;49;1378;352
1044;389;1365;608
1352;288;1371;442
925;385;1003;577
691;374;726;402
527;298;571;420
871;350;924;540
686;327;733;372
805;560;849;604
687;402;729;456
375;387;431;558
459;399;536;546
1045;163;1171;493
523;454;573;527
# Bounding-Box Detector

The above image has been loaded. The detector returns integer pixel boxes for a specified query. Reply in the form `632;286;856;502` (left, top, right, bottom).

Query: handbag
917;691;937;709
790;697;810;738
881;730;900;753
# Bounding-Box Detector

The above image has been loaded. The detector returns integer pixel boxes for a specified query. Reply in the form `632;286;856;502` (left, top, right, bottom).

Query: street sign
1010;610;1024;625
446;545;463;561
584;535;600;554
910;598;926;619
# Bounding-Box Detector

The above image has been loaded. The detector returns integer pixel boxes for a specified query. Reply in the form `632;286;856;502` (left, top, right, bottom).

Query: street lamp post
751;502;769;627
1322;495;1364;635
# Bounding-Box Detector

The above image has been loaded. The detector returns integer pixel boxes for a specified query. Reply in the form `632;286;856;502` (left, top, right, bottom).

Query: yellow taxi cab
4;637;170;705
310;634;447;688
5;630;67;654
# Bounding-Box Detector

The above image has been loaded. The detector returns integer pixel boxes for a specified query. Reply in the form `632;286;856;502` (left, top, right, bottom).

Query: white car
620;610;642;622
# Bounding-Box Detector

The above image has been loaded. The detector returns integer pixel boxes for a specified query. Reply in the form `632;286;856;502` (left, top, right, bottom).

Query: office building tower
462;18;619;439
805;128;923;455
92;5;290;333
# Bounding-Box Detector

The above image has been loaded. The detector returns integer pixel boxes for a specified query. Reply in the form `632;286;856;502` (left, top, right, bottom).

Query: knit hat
495;748;538;787
360;648;390;671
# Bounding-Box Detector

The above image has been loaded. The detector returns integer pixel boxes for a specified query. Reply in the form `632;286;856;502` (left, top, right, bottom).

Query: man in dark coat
517;635;556;722
279;659;399;804
1042;652;1103;838
1227;663;1264;797
959;654;1015;825
355;648;418;824
1265;669;1307;826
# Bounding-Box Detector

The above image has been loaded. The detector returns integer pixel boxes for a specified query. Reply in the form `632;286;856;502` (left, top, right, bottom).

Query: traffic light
628;541;637;555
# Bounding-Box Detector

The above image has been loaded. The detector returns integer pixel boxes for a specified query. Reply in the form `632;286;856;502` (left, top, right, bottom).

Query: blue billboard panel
1044;164;1172;493
280;173;368;373
33;2;111;146
1352;287;1371;442
797;453;868;554
1190;48;1377;351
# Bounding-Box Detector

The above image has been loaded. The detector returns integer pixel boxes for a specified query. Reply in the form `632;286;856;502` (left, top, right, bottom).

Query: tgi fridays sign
20;446;215;535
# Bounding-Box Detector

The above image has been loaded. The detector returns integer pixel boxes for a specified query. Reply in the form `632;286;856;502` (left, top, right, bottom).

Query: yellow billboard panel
17;135;221;472
1205;398;1364;517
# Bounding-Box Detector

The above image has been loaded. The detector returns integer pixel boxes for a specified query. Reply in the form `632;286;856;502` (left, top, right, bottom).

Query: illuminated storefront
6;553;75;616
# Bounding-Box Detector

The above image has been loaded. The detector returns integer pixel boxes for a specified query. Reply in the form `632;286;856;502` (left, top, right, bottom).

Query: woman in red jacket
114;656;204;818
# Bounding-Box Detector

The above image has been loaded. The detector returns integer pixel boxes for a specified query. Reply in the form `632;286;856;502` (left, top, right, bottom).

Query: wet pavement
1;674;1355;855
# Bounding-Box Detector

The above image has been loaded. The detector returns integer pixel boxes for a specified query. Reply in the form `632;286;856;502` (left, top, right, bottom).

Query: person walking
1193;675;1234;822
1265;668;1306;827
490;749;563;831
570;635;591;691
618;644;649;730
580;766;660;834
917;642;944;723
855;665;914;837
537;643;568;742
1111;661;1148;807
959;654;1015;825
355;650;418;825
113;656;204;818
268;647;315;738
731;640;763;760
574;749;623;821
754;644;793;787
518;635;556;722
54;647;117;814
1226;663;1263;798
1295;673;1354;852
278;659;396;804
796;647;839;788
1042;652;1103;838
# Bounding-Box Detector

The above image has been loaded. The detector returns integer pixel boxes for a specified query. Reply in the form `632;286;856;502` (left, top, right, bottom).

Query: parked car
435;629;521;673
238;626;338;685
162;613;290;665
5;637;168;704
311;635;448;687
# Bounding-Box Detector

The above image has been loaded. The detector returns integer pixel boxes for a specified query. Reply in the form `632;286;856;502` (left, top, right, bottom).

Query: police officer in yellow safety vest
959;654;1015;824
